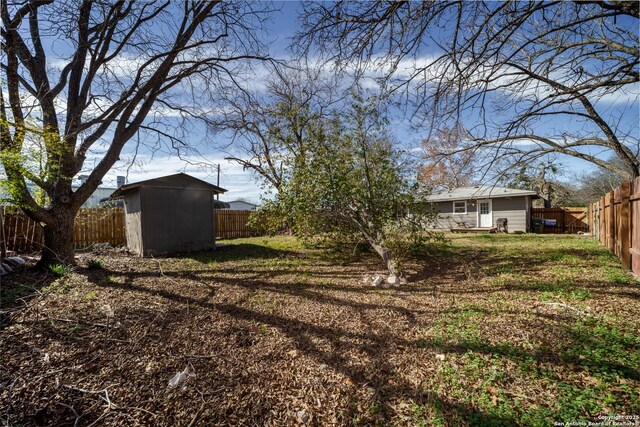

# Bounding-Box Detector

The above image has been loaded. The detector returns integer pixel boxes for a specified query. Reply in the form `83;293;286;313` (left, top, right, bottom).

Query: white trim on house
453;200;467;214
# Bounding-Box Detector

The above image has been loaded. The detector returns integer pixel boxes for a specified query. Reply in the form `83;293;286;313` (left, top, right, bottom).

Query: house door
478;199;492;228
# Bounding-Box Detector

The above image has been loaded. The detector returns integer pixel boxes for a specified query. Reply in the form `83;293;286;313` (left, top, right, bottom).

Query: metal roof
426;186;539;202
110;173;227;198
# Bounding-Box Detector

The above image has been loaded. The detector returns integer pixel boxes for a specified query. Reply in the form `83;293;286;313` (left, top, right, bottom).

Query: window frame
453;200;467;214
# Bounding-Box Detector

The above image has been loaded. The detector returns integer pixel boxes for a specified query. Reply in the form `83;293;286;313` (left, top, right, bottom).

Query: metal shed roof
110;173;227;198
426;186;539;202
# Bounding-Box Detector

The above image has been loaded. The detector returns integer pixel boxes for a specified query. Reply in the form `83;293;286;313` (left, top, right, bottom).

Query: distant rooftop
426;186;539;202
227;200;257;206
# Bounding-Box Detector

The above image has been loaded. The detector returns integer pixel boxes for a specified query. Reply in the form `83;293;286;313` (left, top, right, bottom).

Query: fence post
599;197;604;244
606;192;615;252
619;181;631;269
0;207;6;258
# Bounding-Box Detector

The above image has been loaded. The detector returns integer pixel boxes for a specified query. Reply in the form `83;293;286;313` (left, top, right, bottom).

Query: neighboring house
224;200;258;211
84;175;125;207
85;186;120;207
110;173;226;256
426;186;539;233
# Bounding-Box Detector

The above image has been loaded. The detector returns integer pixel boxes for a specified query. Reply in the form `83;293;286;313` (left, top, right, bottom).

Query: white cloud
101;154;266;204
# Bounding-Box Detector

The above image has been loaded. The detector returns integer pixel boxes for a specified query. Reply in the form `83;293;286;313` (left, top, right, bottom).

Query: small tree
255;95;436;280
212;62;340;192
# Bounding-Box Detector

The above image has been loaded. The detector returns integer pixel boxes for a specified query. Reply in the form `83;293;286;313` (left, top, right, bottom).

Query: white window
453;201;467;214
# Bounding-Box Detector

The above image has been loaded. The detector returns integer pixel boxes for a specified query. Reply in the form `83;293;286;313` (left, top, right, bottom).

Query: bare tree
296;1;639;179
573;156;630;204
500;160;562;208
210;61;342;191
418;125;477;191
1;0;271;266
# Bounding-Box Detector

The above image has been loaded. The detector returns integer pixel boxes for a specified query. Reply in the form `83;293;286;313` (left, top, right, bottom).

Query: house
426;186;539;233
82;175;125;207
224;200;258;211
110;173;226;256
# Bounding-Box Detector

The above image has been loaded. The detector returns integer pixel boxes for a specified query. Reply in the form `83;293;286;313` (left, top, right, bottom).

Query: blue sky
101;1;637;202
7;2;639;202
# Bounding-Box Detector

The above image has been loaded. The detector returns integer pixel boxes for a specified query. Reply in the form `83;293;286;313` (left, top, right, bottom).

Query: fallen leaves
1;235;638;425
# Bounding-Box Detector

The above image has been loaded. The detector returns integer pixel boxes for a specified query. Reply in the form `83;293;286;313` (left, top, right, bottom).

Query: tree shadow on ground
79;274;524;425
78;266;639;421
6;234;637;425
0;266;60;329
179;243;297;264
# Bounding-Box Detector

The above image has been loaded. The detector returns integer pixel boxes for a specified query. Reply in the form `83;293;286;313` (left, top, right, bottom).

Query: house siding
432;200;478;229
491;197;528;232
123;191;144;255
429;196;530;232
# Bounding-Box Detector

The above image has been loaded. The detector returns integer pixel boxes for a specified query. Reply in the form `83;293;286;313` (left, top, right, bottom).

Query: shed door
479;199;492;228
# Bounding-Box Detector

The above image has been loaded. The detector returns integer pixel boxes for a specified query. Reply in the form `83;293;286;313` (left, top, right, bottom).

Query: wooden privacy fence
530;207;588;233
1;207;126;253
215;210;258;239
588;177;639;277
1;207;258;254
74;208;126;249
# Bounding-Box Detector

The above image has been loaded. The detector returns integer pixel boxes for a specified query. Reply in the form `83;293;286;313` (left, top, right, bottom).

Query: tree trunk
541;183;552;208
369;240;400;277
37;207;77;268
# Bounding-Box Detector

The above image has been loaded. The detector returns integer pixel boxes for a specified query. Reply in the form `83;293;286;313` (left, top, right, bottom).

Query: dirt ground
1;234;639;426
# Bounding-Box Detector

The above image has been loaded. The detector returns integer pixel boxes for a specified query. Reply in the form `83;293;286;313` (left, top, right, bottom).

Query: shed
110;173;226;256
426;186;539;233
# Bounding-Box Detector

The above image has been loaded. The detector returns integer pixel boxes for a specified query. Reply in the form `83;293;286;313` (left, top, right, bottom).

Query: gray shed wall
139;186;215;255
430;196;530;232
123;191;144;255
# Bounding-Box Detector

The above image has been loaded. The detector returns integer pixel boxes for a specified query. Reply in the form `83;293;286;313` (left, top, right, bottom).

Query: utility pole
216;164;220;200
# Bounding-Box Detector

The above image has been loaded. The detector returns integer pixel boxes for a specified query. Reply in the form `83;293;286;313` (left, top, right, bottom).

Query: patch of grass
368;403;381;415
511;280;593;301
546;253;583;264
539;288;592;301
48;263;71;277
603;267;634;284
486;260;516;274
561;320;640;382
